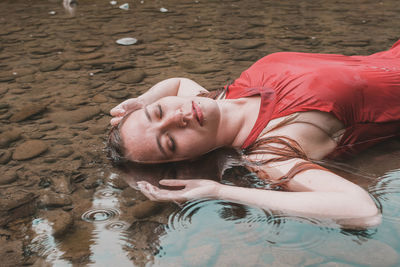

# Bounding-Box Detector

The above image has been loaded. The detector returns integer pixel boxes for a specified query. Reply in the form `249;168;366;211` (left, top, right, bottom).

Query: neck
214;97;260;148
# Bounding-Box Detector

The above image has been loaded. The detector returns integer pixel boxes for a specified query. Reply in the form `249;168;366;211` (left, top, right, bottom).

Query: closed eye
167;133;176;152
157;104;163;119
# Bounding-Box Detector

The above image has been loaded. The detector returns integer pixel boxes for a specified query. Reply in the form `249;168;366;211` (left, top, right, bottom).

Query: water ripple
165;199;331;251
369;168;400;223
81;208;120;223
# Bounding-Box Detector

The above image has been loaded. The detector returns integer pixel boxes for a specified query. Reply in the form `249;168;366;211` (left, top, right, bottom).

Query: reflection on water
370;169;400;223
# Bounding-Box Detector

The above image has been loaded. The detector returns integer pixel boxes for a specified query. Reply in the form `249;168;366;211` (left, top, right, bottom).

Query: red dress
225;40;400;158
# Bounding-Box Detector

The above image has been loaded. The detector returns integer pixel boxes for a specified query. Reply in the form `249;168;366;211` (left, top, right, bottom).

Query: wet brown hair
106;110;135;167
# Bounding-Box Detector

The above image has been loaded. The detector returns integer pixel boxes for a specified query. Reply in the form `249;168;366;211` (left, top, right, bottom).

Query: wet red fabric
225;40;400;157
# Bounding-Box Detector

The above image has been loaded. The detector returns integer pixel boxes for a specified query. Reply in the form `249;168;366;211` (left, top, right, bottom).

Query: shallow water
1;0;400;266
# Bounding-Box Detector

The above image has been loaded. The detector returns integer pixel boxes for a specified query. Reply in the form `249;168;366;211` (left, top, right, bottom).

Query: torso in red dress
225;40;400;157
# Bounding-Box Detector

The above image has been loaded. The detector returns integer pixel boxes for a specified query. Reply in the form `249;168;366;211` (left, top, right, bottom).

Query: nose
160;109;189;130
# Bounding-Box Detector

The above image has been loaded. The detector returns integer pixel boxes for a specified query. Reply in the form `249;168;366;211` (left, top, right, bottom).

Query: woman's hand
110;98;144;126
136;179;221;202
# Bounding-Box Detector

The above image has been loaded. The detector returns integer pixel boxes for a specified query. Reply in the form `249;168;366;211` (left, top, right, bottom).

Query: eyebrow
144;105;152;122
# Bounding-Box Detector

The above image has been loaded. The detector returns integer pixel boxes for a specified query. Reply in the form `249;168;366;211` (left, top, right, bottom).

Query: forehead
120;109;164;162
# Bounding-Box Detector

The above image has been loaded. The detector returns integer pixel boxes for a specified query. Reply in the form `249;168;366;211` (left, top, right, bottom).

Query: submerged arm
137;158;381;229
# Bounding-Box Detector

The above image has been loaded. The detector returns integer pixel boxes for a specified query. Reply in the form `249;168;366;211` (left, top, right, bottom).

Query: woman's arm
110;78;208;125
136;158;381;228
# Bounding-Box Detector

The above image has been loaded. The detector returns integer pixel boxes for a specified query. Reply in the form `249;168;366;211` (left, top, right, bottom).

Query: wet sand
0;0;400;266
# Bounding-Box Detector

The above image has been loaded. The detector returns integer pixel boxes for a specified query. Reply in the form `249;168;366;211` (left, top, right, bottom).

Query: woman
108;40;400;228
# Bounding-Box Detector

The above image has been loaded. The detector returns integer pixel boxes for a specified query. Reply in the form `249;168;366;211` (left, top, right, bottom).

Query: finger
110;117;122;126
110;106;125;116
159;179;190;186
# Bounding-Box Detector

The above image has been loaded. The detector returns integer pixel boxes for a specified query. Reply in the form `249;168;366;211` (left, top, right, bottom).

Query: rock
12;140;48;160
16;75;35;83
63;61;81;70
39;60;64;72
108;90;130;99
0;171;17;185
76;53;104;61
131;200;163;219
9;102;47;122
92;94;108;103
37;191;72;209
0;239;24;267
116;37;138;46
51;175;75;194
230;40;265;50
0;74;15;82
117;70;146;84
0;150;12;164
82;176;102;189
0;190;37;227
0;128;21;148
40;209;74;237
49;106;101;124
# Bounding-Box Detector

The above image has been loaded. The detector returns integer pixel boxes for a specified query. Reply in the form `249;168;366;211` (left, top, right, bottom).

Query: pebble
160;7;168;13
0;128;22;148
116;70;146;84
52;175;75;194
49;106;101;124
37;191;72;209
116;37;138;46
0;150;12;164
63;61;81;70
40;209;74;237
0;190;37;227
230;40;265;50
108;90;130;99
119;3;129;10
9;102;47;122
12;140;48;160
0;171;18;185
92;94;108;103
39;60;64;72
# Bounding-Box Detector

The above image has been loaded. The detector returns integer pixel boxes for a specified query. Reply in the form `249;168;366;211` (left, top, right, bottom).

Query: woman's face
120;96;221;163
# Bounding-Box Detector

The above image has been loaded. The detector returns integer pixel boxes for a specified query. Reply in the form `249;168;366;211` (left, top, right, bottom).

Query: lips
192;101;204;126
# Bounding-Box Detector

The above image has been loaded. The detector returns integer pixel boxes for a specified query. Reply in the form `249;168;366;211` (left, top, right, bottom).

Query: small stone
0;190;37;227
12;140;48;160
116;37;138;46
160;7;168;12
37;191;72;209
0;171;17;185
0;128;21;148
40;209;74;237
52;175;75;194
110;1;117;5
117;70;146;84
119;3;129;10
63;61;81;70
231;40;265;50
49;106;101;124
0;150;12;164
131;200;163;219
39;60;64;72
9;102;47;122
108;90;130;99
92;94;108;103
